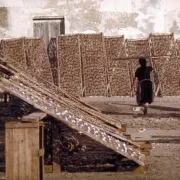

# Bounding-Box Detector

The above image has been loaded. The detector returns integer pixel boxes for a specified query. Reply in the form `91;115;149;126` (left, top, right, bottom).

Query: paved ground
1;96;180;180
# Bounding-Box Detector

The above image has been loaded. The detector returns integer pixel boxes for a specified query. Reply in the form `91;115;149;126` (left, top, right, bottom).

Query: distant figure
131;57;153;114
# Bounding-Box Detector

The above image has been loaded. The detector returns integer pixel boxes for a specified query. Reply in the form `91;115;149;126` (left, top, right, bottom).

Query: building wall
0;0;180;39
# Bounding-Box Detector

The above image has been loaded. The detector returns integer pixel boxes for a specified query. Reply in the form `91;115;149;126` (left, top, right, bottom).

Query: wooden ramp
0;55;145;166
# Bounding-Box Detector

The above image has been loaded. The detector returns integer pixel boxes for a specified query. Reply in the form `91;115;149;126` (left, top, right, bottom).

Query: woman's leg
143;103;148;114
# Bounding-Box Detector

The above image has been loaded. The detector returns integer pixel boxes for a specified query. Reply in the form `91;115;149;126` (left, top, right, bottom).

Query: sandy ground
1;97;180;180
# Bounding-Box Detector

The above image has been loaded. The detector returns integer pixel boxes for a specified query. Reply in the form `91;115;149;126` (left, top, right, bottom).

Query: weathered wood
133;165;148;174
0;55;120;129
131;130;180;142
48;21;61;38
33;16;65;86
33;16;65;46
0;56;145;167
44;165;53;173
33;22;49;46
53;162;61;173
5;121;44;180
21;111;47;122
33;16;64;21
6;122;39;129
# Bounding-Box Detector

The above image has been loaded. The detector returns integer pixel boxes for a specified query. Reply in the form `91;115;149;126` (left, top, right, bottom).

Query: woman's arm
131;77;138;90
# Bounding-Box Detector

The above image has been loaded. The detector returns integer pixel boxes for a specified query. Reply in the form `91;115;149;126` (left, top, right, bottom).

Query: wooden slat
25;128;32;179
33;16;64;21
131;130;180;142
44;165;53;173
30;127;39;180
6;122;39;129
48;21;61;38
6;128;13;180
21;111;47;122
33;22;49;46
19;128;25;178
13;128;20;178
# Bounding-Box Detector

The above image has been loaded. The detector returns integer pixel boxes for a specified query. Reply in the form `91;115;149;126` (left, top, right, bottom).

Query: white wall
0;0;180;39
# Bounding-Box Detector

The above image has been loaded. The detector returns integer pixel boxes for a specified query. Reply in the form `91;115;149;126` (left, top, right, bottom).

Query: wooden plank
30;126;39;180
60;18;65;34
44;165;53;173
6;122;39;129
48;21;61;38
131;130;180;142
53;162;61;173
39;124;44;179
21;111;47;122
133;165;148;174
33;22;49;46
5;128;13;180
33;16;64;21
13;128;20;179
134;141;152;149
19;128;25;179
25;128;32;180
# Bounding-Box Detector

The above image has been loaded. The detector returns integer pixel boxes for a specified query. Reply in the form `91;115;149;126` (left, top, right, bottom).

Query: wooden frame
5;112;46;180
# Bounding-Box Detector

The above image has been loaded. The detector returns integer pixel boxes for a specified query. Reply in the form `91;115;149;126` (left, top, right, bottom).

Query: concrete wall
0;0;180;39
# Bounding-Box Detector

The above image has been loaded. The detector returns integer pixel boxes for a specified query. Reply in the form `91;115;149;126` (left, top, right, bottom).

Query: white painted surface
0;0;180;39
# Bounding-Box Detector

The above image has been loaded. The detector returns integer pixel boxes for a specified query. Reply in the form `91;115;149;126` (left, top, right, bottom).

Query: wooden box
5;122;44;180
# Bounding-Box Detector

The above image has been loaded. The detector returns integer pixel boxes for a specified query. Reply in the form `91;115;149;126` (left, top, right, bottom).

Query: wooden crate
5;121;44;180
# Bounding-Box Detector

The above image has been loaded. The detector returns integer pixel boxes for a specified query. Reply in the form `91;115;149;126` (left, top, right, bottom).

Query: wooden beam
6;122;39;129
21;111;47;122
131;130;180;142
33;16;64;21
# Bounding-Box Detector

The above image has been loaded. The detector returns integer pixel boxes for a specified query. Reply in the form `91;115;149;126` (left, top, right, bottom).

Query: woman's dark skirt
136;79;153;105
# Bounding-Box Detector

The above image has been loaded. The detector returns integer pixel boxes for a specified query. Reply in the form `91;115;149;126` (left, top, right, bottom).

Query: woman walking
131;57;153;115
